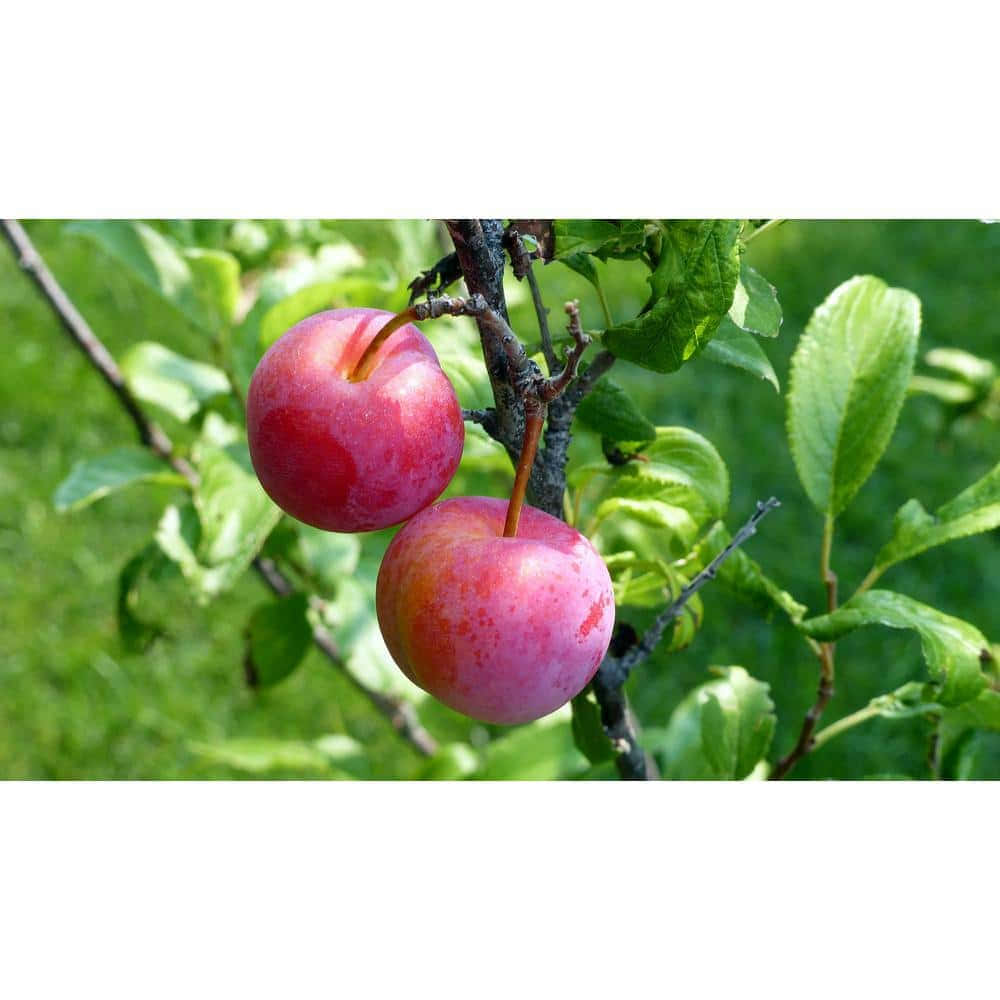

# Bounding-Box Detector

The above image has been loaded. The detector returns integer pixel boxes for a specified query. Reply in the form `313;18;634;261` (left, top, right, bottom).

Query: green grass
2;220;998;779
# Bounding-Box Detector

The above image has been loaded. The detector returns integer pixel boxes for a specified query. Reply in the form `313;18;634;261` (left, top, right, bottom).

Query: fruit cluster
247;307;614;724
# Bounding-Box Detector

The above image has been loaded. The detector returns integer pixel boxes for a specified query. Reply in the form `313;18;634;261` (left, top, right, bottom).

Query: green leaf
869;461;1000;576
700;318;779;392
699;668;776;779
245;592;312;688
53;446;184;512
117;543;171;651
552;220;648;259
575;378;656;443
417;743;481;780
694;521;807;623
800;590;989;706
155;444;281;601
603;220;742;373
594;426;730;528
66;221;240;332
120;342;230;422
728;262;782;337
571;693;613;764
295;525;362;591
559;252;602;288
188;738;335;776
787;275;921;518
657;666;776;779
908;375;977;405
476;715;588;779
924;347;996;390
941;689;1000;731
593;498;699;554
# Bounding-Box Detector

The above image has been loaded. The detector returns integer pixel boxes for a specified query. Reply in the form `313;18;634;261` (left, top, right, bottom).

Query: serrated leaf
596;426;730;528
787;275;921;518
552;220;647;259
728;262;782;337
658;666;775;779
695;521;807;623
120;341;230;422
571;693;613;764
66;221;240;332
575;378;656;443
245;592;312;688
603;220;742;373
53;446;184;512
700;318;779;391
800;590;989;706
870;461;1000;576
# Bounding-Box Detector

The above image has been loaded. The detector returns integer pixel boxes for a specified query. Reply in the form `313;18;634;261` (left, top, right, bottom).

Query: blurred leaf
787;275;921;518
295;525;362;591
321;574;427;704
552;220;647;259
571;693;613;764
951;731;1000;779
476;714;587;779
694;521;807;623
908;375;977;405
603;220;742;373
924;347;996;390
591;426;730;527
657;666;775;779
66;221;240;332
188;738;335;775
870;461;1000;576
575;378;656;443
700;318;779;391
312;734;372;778
800;590;989;706
728;262;782;337
245;592;312;688
417;743;481;780
120;342;229;422
117;543;170;651
53;446;184;512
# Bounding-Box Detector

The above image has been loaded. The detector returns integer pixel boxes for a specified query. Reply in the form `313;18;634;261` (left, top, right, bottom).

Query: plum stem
503;405;545;537
348;308;418;382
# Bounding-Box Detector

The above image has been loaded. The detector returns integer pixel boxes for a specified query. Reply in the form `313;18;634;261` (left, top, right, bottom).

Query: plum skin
246;308;464;532
376;496;615;725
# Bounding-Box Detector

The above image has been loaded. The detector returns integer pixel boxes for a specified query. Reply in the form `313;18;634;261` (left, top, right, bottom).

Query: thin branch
770;511;838;779
539;300;590;402
527;268;557;373
617;498;782;680
3;219;437;760
1;219;197;483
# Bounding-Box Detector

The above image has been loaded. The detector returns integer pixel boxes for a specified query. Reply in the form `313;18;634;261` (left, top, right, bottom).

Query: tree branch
2;219;437;760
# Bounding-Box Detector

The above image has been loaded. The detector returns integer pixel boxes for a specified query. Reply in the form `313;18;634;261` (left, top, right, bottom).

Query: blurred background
2;219;998;779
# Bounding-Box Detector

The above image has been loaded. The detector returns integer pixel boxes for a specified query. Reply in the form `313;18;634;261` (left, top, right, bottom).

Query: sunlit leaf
54;447;184;512
700;318;779;391
787;275;921;517
120;342;229;422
